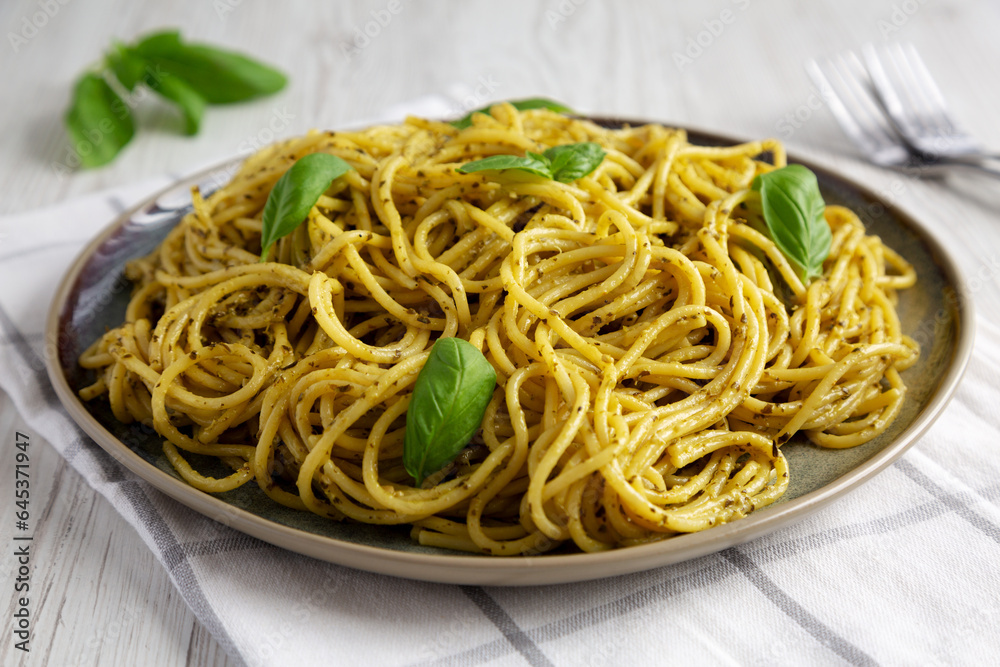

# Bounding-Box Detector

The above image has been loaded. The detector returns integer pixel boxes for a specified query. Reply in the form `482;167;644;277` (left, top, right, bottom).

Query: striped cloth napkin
2;97;999;666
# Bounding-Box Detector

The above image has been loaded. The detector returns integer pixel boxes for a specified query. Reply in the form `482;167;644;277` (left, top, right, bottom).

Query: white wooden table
2;1;998;664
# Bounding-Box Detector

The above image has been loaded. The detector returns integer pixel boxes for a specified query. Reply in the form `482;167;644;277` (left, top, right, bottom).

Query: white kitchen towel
2;98;999;667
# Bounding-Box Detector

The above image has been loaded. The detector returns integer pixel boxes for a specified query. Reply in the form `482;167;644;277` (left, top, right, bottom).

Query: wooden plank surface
1;1;999;665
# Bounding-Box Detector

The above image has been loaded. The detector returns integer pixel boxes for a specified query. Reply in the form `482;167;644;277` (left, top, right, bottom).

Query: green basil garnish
450;97;574;129
750;164;832;284
403;338;497;487
457;152;553;179
64;30;286;168
457;142;606;184
259;153;355;262
541;143;608;182
64;73;136;169
133;30;287;104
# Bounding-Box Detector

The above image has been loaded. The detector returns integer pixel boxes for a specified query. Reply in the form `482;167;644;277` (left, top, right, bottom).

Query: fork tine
834;52;898;141
861;44;920;142
807;53;910;166
865;43;939;144
894;43;956;130
805;60;870;150
810;44;997;172
864;42;978;155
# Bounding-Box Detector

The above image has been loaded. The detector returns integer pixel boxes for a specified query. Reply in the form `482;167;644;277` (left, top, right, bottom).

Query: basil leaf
751;164;832;283
508;98;574;114
543;142;606;183
403;338;497;487
259;153;355;262
64;73;135;168
106;43;147;90
457;153;553;179
457;142;605;183
146;73;206;135
135;29;287;104
135;29;183;52
451;97;574;129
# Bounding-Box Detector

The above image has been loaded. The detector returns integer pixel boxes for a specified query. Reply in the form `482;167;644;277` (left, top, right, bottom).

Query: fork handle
936;153;1000;166
947;157;1000;179
917;155;1000;180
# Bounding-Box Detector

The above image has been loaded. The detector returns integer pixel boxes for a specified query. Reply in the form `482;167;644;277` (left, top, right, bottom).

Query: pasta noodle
79;104;919;554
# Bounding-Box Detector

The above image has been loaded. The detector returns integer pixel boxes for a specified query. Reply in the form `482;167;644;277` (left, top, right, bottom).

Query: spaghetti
79;104;919;554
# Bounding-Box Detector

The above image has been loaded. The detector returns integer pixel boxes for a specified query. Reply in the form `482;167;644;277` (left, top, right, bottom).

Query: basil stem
146;74;205;135
403;338;497;487
750;164;832;284
259;153;355;262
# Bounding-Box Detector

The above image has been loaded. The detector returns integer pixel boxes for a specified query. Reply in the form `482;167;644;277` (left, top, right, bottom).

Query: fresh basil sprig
750;164;832;284
65;29;286;168
450;97;574;129
259;153;355;262
403;338;497;487
457;142;606;183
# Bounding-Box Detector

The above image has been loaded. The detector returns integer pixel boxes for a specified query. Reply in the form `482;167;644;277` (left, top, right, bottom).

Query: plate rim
44;123;975;586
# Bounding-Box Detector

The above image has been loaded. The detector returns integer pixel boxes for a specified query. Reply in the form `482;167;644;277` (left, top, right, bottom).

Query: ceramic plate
45;124;974;585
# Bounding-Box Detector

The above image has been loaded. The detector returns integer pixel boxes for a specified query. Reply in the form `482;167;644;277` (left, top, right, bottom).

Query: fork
862;42;1000;164
806;46;1000;178
806;52;915;169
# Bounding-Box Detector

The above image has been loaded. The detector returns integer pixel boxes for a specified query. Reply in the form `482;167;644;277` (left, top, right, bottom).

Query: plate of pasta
47;104;972;585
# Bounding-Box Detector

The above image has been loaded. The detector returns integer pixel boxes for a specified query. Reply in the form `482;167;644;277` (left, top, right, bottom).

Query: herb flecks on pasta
78;104;919;555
